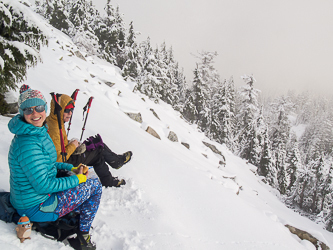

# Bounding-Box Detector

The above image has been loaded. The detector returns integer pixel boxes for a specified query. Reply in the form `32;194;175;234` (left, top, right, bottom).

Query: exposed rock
219;160;226;167
125;112;142;123
7;102;18;114
105;82;115;88
84;79;88;83
90;74;95;78
285;225;330;250
202;141;222;155
167;131;178;142
202;154;208;158
181;142;190;149
202;141;226;164
74;51;86;61
150;108;160;120
146;126;161;140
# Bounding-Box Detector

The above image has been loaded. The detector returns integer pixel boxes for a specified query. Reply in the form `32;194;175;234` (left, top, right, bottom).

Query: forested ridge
2;0;333;232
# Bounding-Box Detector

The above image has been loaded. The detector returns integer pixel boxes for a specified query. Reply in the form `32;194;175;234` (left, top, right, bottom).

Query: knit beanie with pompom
17;214;31;225
18;85;47;116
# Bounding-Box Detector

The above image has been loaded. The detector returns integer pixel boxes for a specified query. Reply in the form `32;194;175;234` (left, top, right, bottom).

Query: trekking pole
50;92;67;163
80;96;94;142
67;89;79;137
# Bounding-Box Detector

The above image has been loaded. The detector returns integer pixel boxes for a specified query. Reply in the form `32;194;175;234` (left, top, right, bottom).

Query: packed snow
0;6;333;250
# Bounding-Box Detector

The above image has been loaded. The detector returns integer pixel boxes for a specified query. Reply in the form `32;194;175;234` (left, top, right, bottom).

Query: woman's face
24;106;46;127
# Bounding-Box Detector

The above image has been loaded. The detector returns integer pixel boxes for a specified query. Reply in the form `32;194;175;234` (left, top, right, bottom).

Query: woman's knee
84;178;102;195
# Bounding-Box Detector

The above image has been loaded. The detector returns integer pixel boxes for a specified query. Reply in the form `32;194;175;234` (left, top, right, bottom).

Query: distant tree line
3;0;333;232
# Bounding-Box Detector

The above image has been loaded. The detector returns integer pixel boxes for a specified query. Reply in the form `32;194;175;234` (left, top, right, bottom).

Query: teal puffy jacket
8;115;79;210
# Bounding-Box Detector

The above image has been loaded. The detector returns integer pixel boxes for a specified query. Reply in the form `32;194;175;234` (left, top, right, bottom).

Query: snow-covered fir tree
135;37;161;102
189;51;220;133
69;0;100;56
270;96;292;195
0;0;46;94
122;21;140;81
285;132;302;192
236;74;261;162
258;127;276;187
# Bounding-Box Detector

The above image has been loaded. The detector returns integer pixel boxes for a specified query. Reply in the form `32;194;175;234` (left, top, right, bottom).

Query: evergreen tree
310;156;326;213
182;87;197;123
69;0;100;55
320;165;333;212
285;132;302;191
236;74;260;161
270;97;292;195
48;0;69;33
122;21;140;81
112;5;126;68
155;41;171;104
0;1;47;93
170;61;186;111
249;108;267;167
96;1;126;67
135;37;161;101
258;128;274;179
191;51;220;132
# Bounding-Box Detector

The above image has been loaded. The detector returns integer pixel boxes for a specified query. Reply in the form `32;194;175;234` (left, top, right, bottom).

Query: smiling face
24;106;46;127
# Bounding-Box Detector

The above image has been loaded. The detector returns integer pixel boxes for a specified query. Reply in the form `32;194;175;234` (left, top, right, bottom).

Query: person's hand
71;164;88;175
76;164;88;183
78;164;89;175
70;139;79;148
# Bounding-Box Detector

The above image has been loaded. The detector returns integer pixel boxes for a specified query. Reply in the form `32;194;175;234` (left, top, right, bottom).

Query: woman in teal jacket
8;85;100;249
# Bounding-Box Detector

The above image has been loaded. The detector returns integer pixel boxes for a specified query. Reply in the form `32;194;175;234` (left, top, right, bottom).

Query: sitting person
8;85;101;249
46;93;132;188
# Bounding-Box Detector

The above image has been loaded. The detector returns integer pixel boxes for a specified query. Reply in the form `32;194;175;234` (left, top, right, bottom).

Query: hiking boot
80;234;96;250
116;151;132;169
116;179;126;187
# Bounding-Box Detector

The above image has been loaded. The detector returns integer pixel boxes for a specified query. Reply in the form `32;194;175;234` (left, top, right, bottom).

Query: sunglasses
64;108;74;113
23;105;45;115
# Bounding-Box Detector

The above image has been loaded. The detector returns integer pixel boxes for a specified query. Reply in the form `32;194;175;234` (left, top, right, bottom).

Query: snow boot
116;178;126;187
116;151;132;169
79;233;96;250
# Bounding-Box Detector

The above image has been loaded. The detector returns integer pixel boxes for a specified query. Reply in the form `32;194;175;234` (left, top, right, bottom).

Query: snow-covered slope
0;7;332;250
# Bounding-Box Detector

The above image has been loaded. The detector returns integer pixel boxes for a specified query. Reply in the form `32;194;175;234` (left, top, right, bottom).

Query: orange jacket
46;94;76;162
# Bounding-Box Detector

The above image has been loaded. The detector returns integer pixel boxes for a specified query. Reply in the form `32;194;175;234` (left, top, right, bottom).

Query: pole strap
50;92;67;162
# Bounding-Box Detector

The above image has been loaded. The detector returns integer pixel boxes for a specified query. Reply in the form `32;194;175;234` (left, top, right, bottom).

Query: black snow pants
67;143;123;187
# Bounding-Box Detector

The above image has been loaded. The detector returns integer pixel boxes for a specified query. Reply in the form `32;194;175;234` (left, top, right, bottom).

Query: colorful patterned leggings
54;178;102;232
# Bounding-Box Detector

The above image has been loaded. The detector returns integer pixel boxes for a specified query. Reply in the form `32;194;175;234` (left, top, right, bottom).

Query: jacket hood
48;94;73;124
8;115;47;136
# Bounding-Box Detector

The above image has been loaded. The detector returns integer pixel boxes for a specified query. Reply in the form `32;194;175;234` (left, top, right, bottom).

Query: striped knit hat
18;85;47;116
17;214;30;225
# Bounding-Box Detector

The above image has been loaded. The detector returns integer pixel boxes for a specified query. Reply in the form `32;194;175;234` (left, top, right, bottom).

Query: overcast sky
92;0;333;97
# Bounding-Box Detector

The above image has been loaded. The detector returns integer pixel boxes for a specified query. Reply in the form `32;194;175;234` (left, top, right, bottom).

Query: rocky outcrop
105;82;115;88
285;225;330;250
74;51;86;61
146;126;161;140
125;112;142;123
181;142;190;149
167;131;178;142
202;141;226;165
150;108;160;120
202;141;222;155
